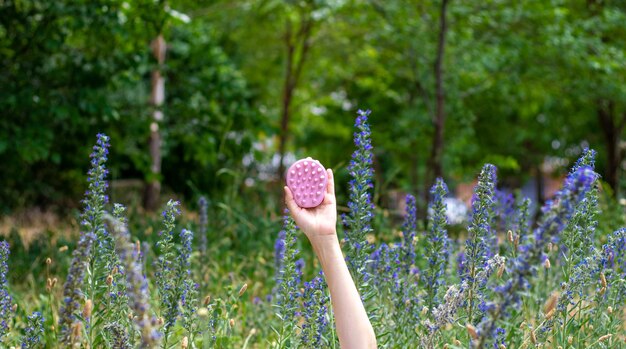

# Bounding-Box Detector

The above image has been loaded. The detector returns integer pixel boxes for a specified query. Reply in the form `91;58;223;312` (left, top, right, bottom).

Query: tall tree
427;0;450;185
277;3;316;180
585;0;626;195
597;100;625;193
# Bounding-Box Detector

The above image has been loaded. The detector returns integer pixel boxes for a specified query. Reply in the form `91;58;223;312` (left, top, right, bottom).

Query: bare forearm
283;169;376;348
310;234;377;349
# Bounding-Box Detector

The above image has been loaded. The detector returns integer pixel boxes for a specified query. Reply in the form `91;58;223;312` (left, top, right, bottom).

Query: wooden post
144;34;166;211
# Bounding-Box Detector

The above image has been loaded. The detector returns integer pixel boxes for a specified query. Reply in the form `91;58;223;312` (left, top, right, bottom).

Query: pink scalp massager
286;158;328;208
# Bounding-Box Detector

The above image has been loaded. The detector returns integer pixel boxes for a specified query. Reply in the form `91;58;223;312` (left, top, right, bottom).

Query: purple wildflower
401;194;417;274
464;164;497;323
548;150;600;328
59;133;110;344
301;273;329;347
180;229;199;342
425;178;450;311
22;311;44;348
343;109;375;290
85;133;113;261
510;197;531;259
457;251;467;278
0;241;12;340
422;255;505;346
155;200;182;341
274;211;301;346
494;189;515;233
106;210;161;348
103;323;131;348
295;259;305;286
274;226;287;286
571;148;596;172
476;165;597;348
603;228;626;273
369;243;388;288
179;229;193;274
602;229;626;303
198;196;209;268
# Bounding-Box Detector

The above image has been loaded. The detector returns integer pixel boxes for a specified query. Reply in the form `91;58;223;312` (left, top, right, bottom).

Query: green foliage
163;19;261;198
0;0;262;212
3;0;626;215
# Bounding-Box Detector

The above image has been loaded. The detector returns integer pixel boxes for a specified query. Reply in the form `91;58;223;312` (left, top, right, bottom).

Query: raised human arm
284;167;377;349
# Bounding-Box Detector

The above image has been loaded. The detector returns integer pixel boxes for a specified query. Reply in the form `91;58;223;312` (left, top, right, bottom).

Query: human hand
286;164;376;349
284;165;337;244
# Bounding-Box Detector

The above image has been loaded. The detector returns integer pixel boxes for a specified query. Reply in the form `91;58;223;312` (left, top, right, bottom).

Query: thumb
284;186;299;215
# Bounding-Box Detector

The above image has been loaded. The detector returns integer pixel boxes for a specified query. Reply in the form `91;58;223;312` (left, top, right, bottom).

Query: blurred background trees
1;0;625;214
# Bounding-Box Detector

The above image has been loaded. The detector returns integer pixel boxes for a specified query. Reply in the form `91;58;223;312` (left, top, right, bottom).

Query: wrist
308;232;339;250
309;234;343;264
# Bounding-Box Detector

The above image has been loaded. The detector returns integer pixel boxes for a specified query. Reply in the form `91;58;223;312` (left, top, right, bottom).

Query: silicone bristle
286;158;328;208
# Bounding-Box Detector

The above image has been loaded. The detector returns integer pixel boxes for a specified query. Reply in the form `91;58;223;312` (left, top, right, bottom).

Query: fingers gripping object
286;158;328;208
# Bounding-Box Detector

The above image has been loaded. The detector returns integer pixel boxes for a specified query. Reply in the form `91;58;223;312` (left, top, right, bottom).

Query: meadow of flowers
1;110;625;348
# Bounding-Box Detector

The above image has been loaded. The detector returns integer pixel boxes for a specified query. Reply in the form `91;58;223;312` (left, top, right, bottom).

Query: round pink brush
286;158;328;208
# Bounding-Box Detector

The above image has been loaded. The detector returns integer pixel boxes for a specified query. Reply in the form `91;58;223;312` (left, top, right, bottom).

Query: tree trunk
144;34;166;211
277;16;313;180
423;0;449;213
535;163;545;213
278;21;296;181
597;99;625;196
277;90;293;181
